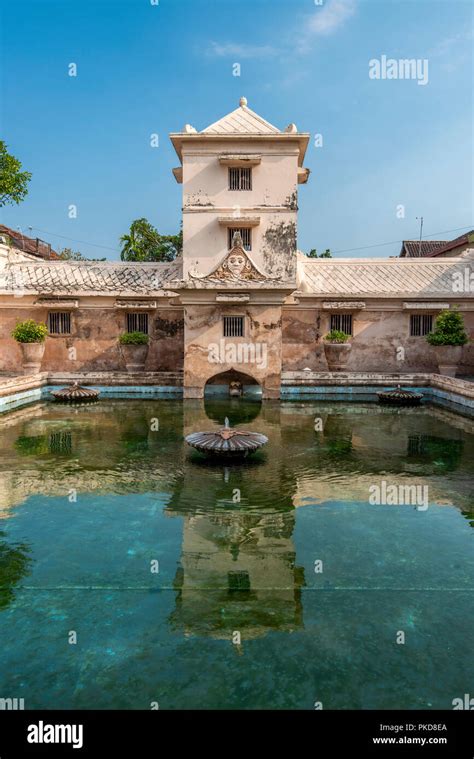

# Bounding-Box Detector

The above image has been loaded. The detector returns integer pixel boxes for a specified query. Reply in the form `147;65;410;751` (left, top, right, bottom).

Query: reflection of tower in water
169;400;305;640
169;507;305;640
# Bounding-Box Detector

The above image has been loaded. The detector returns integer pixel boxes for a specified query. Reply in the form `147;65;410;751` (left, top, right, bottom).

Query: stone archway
204;368;262;399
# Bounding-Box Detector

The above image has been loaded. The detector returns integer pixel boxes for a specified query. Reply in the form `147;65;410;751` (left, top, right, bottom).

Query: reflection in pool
0;399;472;709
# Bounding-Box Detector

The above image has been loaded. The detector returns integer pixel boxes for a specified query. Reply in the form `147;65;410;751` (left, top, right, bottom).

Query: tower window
48;312;71;335
229;167;252;191
330;314;353;335
126;313;149;334
228;227;251;251
410;314;433;337
223;316;244;338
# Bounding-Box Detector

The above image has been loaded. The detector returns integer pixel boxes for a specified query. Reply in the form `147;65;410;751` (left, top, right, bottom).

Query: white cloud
207;41;278;59
307;0;357;37
205;1;357;64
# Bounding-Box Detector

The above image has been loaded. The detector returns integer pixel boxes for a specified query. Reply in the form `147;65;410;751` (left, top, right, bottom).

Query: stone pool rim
0;371;473;418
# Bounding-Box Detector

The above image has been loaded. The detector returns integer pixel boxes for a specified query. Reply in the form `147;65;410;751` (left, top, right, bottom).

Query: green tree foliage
307;248;332;258
0;141;32;207
120;218;182;262
426;308;468;346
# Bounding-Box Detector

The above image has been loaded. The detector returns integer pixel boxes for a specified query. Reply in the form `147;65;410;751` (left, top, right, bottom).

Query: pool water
0;399;472;710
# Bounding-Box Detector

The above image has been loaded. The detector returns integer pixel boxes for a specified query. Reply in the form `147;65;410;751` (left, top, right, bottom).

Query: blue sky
1;0;472;259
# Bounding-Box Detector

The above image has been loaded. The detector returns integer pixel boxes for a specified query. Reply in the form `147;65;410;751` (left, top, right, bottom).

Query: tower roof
170;98;309;168
202;97;281;135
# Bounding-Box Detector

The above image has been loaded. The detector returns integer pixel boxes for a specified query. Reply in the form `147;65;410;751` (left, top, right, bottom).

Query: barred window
229;167;252;191
48;312;71;335
126;313;149;334
223;316;244;337
330;314;353;335
228;227;251;251
410;314;433;337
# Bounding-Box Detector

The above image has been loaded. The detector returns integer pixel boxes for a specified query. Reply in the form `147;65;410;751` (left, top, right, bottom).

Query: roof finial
239;96;247;107
231;230;243;248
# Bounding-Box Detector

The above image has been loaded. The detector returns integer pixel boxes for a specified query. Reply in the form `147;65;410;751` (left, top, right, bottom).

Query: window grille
330;313;353;335
223;316;244;337
126;313;149;334
410;314;433;337
48;312;71;335
229;167;252;191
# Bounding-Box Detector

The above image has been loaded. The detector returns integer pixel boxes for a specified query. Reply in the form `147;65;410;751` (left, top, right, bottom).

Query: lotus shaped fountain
50;382;100;403
377;385;423;406
185;417;268;457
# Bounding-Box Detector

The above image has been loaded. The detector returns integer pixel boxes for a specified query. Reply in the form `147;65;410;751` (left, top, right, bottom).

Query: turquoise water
0;399;473;709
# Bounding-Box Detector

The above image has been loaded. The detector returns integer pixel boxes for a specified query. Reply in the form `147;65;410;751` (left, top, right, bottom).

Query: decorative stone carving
402;302;449;310
115;299;157;310
34;298;79;309
190;232;268;283
216;293;250;303
322;301;366;310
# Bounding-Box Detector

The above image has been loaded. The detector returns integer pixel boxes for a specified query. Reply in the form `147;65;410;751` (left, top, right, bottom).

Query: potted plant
11;319;48;374
426;308;468;377
323;329;352;371
119;331;149;373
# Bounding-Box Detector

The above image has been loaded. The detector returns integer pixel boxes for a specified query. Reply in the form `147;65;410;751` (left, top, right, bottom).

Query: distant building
0;225;58;260
399;230;474;258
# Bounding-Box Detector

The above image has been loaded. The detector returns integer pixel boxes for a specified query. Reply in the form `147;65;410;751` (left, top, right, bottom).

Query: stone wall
0;304;184;373
182;303;283;399
181;139;299;281
1;300;473;378
282;306;474;373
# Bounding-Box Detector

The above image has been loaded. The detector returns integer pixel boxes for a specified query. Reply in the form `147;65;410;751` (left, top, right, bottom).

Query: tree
0;141;32;207
426;308;468;346
120;218;182;262
307;248;332;258
58;247;106;262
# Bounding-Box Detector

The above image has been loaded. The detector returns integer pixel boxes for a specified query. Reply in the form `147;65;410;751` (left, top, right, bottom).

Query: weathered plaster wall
1;299;472;379
183;303;283;399
0;303;184;373
182;140;299;280
282;306;474;373
282;308;326;370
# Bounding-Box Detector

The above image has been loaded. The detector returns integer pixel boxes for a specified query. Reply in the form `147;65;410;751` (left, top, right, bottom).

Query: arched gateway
204;369;262;399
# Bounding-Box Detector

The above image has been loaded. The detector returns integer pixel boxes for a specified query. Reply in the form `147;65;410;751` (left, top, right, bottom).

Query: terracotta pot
433;345;463;377
324;342;352;371
19;342;45;374
121;344;149;373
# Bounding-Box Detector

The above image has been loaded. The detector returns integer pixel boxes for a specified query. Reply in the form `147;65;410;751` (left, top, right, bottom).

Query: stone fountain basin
185;418;268;457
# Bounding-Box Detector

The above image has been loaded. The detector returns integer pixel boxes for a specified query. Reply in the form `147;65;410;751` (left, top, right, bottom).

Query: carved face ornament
190;243;268;283
227;254;246;277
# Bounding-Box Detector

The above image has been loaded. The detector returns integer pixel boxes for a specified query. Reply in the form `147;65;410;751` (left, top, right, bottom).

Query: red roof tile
400;231;474;258
400;240;448;257
0;225;58;259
